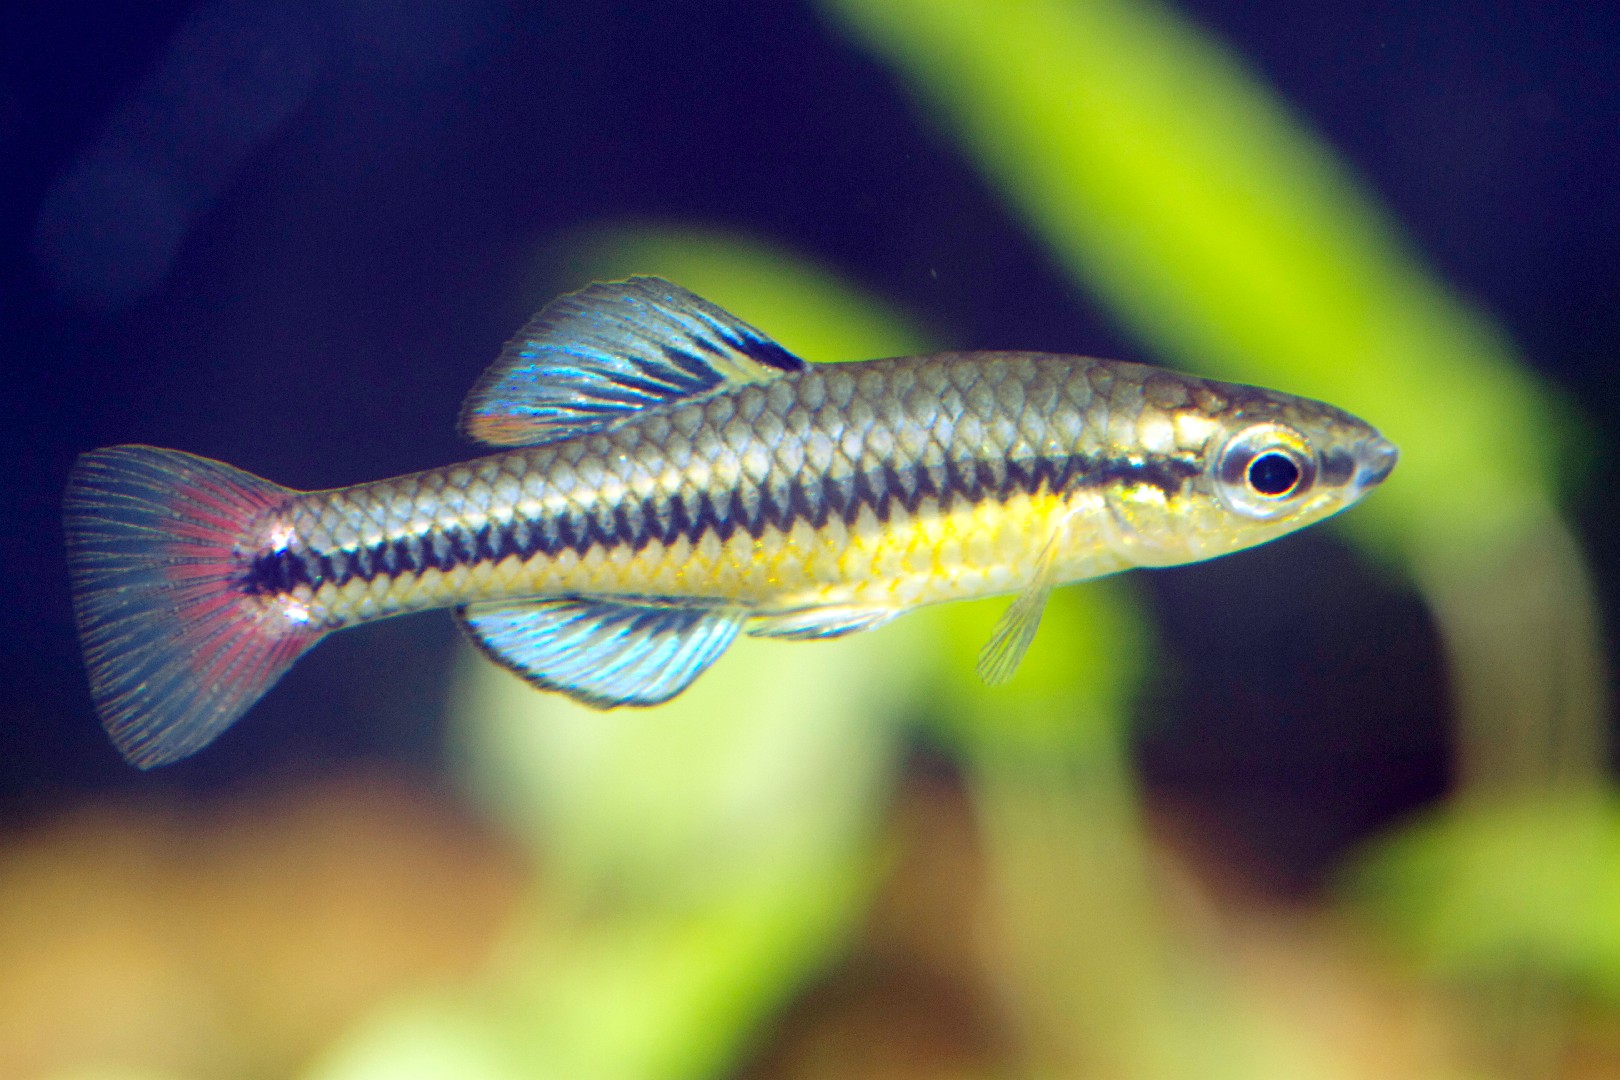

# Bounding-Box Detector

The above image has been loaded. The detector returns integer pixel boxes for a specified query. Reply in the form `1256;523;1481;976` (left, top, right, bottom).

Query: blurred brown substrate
739;773;1011;1080
5;768;1620;1079
743;774;1620;1080
0;769;525;1080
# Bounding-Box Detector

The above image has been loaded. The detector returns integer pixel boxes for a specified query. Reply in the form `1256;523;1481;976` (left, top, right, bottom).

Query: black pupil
1247;452;1300;496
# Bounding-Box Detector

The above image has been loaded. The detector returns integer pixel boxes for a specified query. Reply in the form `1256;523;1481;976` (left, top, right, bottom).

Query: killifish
66;278;1396;767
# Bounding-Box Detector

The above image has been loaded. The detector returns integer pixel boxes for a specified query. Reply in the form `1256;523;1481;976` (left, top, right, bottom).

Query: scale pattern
243;353;1225;629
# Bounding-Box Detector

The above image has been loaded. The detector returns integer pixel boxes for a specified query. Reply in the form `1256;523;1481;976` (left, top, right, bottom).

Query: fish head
1098;374;1397;568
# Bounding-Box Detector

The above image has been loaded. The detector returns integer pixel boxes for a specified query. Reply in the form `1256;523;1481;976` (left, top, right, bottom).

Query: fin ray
975;524;1068;685
460;278;806;448
65;446;322;767
456;596;744;707
976;584;1053;685
747;604;899;641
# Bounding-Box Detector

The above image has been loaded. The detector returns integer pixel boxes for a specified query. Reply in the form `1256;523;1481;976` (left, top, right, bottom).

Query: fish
65;277;1397;767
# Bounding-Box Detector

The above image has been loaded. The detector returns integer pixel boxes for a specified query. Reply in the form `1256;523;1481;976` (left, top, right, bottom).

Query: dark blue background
3;0;1614;889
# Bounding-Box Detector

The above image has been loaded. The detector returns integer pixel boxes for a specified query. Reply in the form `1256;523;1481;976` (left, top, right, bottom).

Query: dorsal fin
459;277;807;448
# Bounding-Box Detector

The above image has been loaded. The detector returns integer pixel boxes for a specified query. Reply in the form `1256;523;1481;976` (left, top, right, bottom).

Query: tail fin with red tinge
65;445;323;768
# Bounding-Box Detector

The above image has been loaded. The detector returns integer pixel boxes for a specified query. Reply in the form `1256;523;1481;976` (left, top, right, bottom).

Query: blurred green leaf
822;0;1567;549
442;624;914;1080
454;621;925;903
411;229;940;1080
557;224;932;362
927;579;1151;759
824;0;1606;792
306;1000;519;1080
1345;795;1620;1003
822;0;1614;1072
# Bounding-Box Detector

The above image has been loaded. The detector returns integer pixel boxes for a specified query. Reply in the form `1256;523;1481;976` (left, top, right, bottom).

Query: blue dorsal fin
455;596;745;707
460;277;807;448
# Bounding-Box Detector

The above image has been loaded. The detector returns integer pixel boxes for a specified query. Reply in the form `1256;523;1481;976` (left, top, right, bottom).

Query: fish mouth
1355;437;1399;490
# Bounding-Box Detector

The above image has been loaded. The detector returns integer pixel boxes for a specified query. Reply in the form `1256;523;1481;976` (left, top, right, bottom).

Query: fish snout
1355;436;1399;490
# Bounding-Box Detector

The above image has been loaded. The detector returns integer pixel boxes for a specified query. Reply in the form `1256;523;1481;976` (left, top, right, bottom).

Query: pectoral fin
456;596;744;708
976;527;1067;685
976;584;1053;686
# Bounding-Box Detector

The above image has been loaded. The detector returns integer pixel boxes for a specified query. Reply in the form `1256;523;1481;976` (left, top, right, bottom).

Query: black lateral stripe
243;450;1203;599
665;494;693;546
911;460;939;502
943;458;978;505
700;490;735;543
685;492;716;543
580;510;611;550
241;547;316;595
553;512;579;554
880;464;915;514
534;509;560;554
612;502;640;549
821;473;854;520
473;523;496;563
768;482;797;530
852;470;885;523
739;492;766;540
420;532;450;572
749;488;777;535
637;496;664;550
1081;456;1200;495
1004;458;1030;498
493;521;519;562
391;536;419;574
1050;454;1078;491
447;529;472;565
788;476;826;529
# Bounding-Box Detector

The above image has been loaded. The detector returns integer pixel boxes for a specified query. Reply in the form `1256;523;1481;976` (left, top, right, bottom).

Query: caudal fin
65;446;323;768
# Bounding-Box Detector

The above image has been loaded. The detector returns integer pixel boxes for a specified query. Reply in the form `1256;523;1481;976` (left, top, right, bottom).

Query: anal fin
457;596;744;708
746;603;900;641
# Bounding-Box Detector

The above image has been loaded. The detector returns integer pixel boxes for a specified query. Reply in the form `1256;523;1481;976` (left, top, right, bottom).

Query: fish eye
1215;423;1317;520
1247;451;1301;497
